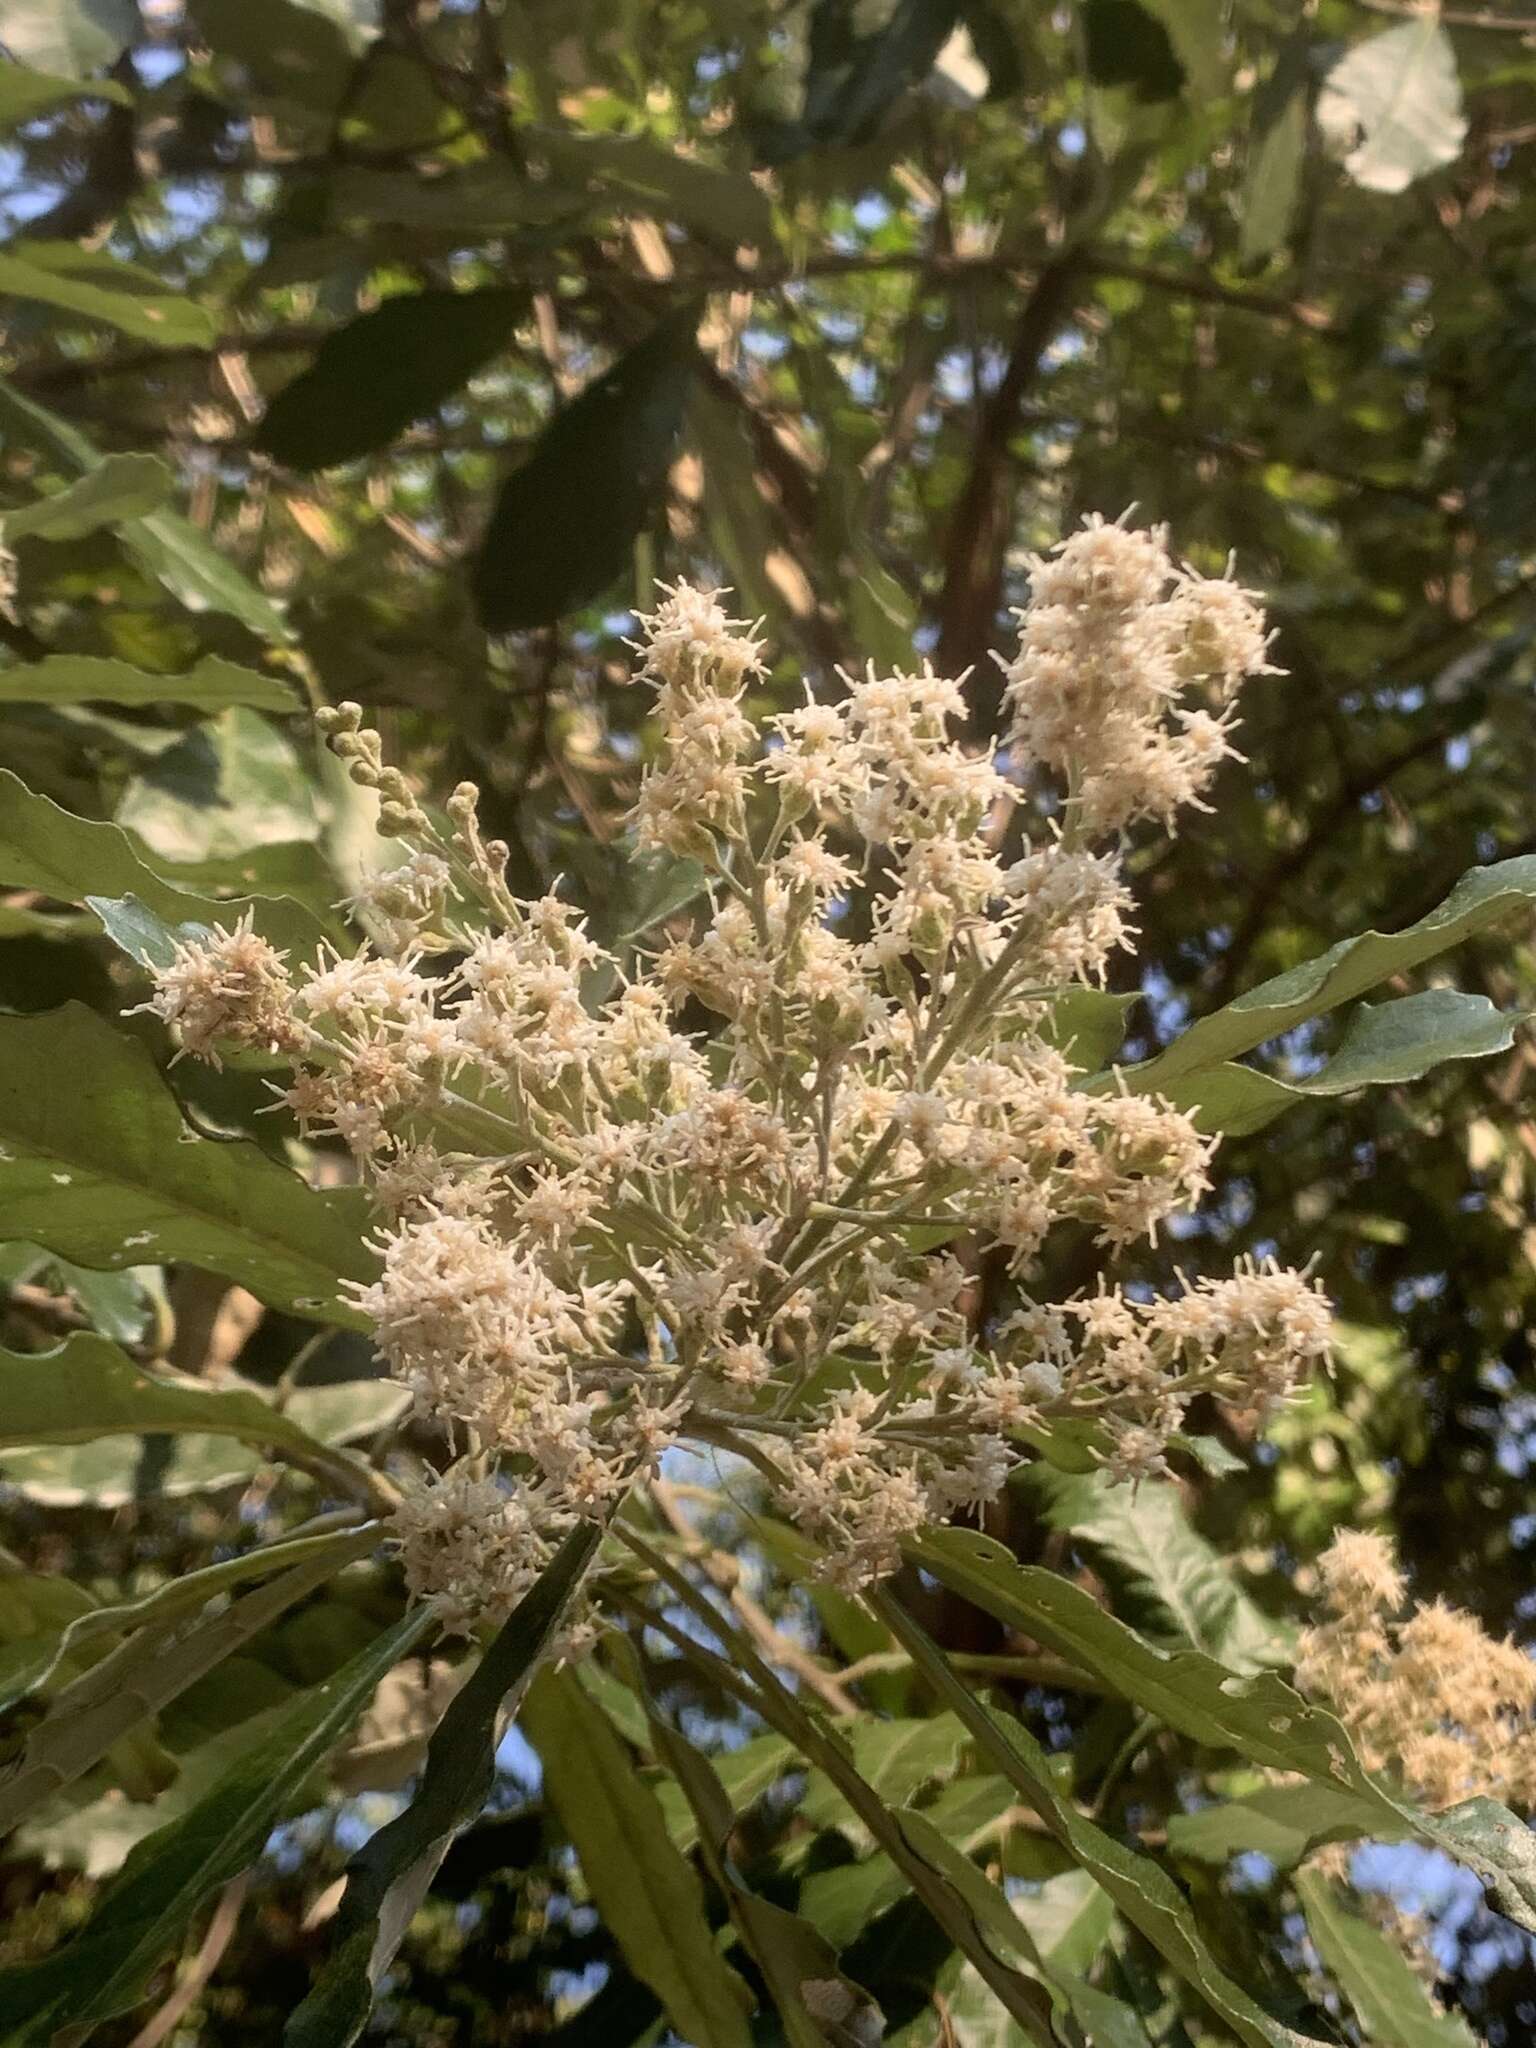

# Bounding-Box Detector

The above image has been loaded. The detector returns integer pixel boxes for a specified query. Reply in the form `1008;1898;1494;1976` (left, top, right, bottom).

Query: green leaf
894;1809;1153;2048
1084;0;1183;102
522;1666;755;2048
285;1523;602;2048
799;1713;972;1834
754;0;963;162
0;1007;376;1323
0;767;328;962
903;1528;1406;1833
1118;852;1536;1097
0;1605;432;2044
873;1592;1325;2048
254;288;525;470
1317;19;1466;195
472;310;698;634
0;1330;386;1478
0;243;215;348
116;706;323;863
2;451;173;538
1164;990;1527;1137
1239;31;1312;265
190;0;365;112
1041;986;1140;1071
0;56;131;124
0;651;300;711
1012;1868;1116;1977
651;1712;883;2048
1296;1870;1475;2047
797;1774;1021;1948
1138;0;1223;99
0;1353;404;1508
0;377;290;640
0;1538;375;1835
1034;1470;1284;1668
535;128;774;249
0;1522;379;1713
0;0;137;81
1168;1781;1396;1870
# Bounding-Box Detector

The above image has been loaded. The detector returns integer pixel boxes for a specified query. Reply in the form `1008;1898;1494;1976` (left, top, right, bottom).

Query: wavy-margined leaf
1161;990;1529;1137
0;243;215;347
1318;19;1466;195
285;1522;601;2048
0;768;328;961
2;452;173;540
799;1713;971;1835
874;1592;1325;2048
1033;1470;1285;1668
0;1605;432;2045
1297;1870;1475;2047
0;377;289;639
0;1010;376;1322
0;1522;379;1714
0;651;299;712
0;1534;378;1835
906;1529;1536;1941
254;287;525;470
523;1666;755;2047
1115;852;1536;1097
904;1529;1405;1830
472;310;698;633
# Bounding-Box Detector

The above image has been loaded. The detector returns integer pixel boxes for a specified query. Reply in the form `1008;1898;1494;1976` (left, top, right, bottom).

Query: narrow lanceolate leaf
1297;1871;1475;2047
522;1667;755;2048
0;1607;433;2045
0;1522;379;1714
1118;852;1536;1095
473;310;698;633
0;652;300;712
0;768;328;961
0;1539;374;1834
1317;19;1466;195
1239;30;1312;265
873;1592;1326;2048
0;1006;377;1323
2;452;174;539
894;1809;1154;2048
646;1708;884;2048
0;1333;388;1498
1161;991;1529;1138
904;1528;1407;1834
0;377;289;639
0;243;215;347
285;1523;602;2048
254;288;525;470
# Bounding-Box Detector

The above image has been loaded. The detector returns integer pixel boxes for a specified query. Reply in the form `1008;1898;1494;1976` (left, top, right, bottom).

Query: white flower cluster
142;518;1330;1617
